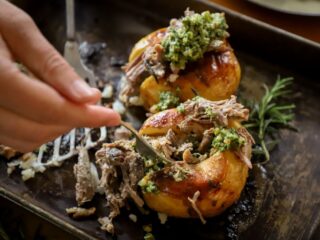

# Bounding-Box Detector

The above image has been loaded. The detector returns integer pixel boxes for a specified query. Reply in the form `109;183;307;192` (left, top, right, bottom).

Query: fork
37;0;107;163
120;121;173;164
64;0;97;88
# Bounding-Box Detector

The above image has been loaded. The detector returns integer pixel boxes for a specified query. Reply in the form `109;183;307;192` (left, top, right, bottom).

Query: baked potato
120;11;241;112
134;30;241;109
138;96;253;219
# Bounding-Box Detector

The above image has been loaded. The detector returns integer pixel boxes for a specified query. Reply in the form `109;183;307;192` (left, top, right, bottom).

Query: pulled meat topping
74;147;99;206
120;31;166;106
120;10;230;107
143;96;253;169
95;140;144;234
178;95;249;129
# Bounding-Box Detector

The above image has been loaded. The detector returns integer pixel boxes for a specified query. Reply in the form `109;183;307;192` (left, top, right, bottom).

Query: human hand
0;0;121;152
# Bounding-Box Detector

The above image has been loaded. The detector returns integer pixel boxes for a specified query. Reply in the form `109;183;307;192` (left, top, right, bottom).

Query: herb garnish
205;107;216;120
243;76;295;163
152;91;180;111
211;128;245;152
162;10;229;71
177;104;185;114
139;177;159;193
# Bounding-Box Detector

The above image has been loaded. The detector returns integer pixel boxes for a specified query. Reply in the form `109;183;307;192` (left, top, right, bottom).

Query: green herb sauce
139;177;159;193
212;127;245;152
162;11;229;71
153;91;180;111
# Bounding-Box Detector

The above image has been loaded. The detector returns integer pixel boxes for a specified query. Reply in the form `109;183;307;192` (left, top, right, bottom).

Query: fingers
0;58;121;128
0;134;36;153
0;1;122;152
0;33;13;60
0;107;71;152
0;1;99;104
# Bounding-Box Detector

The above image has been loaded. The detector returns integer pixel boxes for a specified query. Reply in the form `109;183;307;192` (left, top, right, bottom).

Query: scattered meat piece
120;33;166;106
66;207;96;219
0;145;18;159
188;191;206;224
143;43;165;79
99;216;115;234
236;127;255;168
95;140;144;234
198;128;214;153
74;147;98;206
158;212;168;224
182;149;200;164
119;54;148;106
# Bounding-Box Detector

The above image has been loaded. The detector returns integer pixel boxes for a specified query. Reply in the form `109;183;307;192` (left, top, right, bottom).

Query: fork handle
66;0;75;40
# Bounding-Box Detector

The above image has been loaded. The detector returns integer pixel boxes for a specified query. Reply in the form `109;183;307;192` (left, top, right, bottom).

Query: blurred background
210;0;320;42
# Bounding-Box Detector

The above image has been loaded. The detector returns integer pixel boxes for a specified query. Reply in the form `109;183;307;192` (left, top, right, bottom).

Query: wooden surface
210;0;320;43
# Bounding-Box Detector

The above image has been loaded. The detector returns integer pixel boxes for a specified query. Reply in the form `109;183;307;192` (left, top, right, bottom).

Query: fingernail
72;80;95;98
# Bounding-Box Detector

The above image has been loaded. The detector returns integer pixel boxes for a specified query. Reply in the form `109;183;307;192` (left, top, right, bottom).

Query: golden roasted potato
139;106;250;218
129;28;241;110
129;28;166;62
142;151;248;218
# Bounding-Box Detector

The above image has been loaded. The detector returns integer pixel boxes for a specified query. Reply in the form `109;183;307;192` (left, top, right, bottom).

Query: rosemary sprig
244;76;296;163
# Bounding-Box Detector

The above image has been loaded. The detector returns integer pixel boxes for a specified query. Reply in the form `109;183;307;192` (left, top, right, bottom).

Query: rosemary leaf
244;76;296;163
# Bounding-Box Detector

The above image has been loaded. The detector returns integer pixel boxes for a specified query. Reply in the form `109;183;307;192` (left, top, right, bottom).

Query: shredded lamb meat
144;133;176;160
119;54;149;105
120;36;166;106
187;191;206;224
236;127;255;169
95;140;144;234
143;44;165;78
142;96;252;167
74;147;99;206
198;129;214;153
176;96;252;167
178;96;249;131
66;207;96;219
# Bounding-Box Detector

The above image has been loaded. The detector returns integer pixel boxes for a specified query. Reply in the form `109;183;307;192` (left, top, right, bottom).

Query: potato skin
139;109;249;218
128;29;241;109
143;151;248;218
129;28;166;62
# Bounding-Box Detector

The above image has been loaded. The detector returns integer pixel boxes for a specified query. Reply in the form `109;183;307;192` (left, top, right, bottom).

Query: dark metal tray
1;0;320;239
